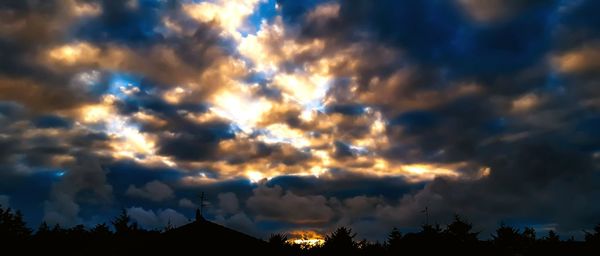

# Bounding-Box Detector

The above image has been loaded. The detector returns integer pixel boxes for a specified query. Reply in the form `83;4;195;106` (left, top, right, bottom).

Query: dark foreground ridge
163;213;269;253
1;205;600;255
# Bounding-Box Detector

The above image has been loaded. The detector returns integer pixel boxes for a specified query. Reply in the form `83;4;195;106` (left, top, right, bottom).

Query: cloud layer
0;0;598;240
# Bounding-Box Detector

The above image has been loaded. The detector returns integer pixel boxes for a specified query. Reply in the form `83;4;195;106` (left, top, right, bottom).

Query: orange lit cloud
552;43;600;74
288;230;325;248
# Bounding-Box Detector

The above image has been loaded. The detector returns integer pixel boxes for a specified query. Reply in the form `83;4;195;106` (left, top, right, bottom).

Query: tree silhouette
445;215;479;243
90;223;112;238
323;227;358;255
51;223;64;234
268;233;288;246
492;223;525;254
35;221;51;237
112;209;138;235
584;224;600;244
418;223;444;245
164;219;174;232
545;230;560;243
69;224;87;236
493;223;521;244
68;224;89;240
386;227;403;254
268;233;300;255
421;223;443;236
357;239;384;255
523;227;536;240
33;221;54;244
0;205;32;241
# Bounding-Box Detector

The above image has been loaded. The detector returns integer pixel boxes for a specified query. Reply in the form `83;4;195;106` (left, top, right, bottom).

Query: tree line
270;217;600;255
1;205;599;255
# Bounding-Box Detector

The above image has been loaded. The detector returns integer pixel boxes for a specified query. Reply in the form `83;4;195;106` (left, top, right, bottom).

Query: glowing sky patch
80;104;113;124
76;89;169;167
259;123;310;148
163;87;189;104
274;73;331;110
72;1;102;17
47;42;99;65
246;170;267;183
183;0;263;38
210;83;273;133
288;230;325;248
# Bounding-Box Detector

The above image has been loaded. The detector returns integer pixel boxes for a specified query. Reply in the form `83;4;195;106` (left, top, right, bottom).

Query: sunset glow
288;230;325;248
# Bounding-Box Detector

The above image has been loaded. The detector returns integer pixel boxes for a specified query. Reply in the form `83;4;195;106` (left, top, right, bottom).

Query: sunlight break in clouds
210;83;273;133
191;0;472;183
183;0;263;39
78;94;173;167
288;230;325;248
47;42;100;66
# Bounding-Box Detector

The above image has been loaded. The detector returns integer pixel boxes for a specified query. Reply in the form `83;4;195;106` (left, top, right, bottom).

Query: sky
0;0;599;241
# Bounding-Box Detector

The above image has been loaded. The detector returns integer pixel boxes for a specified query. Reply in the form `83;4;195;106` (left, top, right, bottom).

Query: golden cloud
552;43;600;74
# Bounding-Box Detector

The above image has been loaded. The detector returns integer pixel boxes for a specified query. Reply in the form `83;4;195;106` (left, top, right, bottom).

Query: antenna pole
195;192;206;222
200;192;205;217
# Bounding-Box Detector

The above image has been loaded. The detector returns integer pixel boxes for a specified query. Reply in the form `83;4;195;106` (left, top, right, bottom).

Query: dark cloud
0;101;24;119
333;141;354;158
0;77;89;112
247;184;335;224
221;141;273;165
0;136;20;164
127;206;189;229
391;110;440;134
217;192;240;214
0;1;96;112
214;211;259;237
555;0;600;50
33;115;73;129
383;95;498;164
0;194;8;207
126;180;174;202
456;0;554;23
158;122;235;161
75;0;171;44
266;173;422;200
219;140;311;167
119;95;208;117
44;154;113;226
105;161;184;192
325;104;365;116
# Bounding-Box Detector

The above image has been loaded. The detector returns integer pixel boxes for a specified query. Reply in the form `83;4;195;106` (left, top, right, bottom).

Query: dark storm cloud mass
158;122;235;161
75;0;169;44
0;0;599;240
33;115;74;129
325;104;366;116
